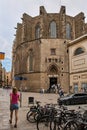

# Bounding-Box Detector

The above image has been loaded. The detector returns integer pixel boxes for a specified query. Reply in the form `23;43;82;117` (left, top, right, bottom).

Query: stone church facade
12;6;87;92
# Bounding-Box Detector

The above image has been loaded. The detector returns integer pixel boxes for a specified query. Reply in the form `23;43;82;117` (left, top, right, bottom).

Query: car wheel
85;100;87;104
66;100;70;105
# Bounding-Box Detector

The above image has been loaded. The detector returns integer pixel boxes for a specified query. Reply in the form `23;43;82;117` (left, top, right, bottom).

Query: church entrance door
50;77;57;87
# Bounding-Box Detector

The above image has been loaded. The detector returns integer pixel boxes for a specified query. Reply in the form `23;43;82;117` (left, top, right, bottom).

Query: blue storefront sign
14;76;27;80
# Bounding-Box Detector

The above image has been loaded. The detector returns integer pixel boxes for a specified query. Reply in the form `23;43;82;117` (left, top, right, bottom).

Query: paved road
0;88;87;130
0;88;58;130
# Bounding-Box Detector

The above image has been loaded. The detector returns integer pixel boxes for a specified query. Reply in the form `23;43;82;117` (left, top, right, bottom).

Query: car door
72;94;80;105
73;93;87;104
81;93;87;104
77;93;87;104
76;94;83;104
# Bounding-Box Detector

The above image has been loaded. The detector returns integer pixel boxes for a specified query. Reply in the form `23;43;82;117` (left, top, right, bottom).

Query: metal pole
20;84;22;107
20;90;22;107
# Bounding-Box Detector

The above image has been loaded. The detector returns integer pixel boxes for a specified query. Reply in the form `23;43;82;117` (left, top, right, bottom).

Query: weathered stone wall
74;12;86;38
68;36;87;93
12;6;87;92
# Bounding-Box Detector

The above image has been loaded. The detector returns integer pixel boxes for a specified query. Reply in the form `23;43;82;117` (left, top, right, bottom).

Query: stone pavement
0;88;87;130
0;88;58;130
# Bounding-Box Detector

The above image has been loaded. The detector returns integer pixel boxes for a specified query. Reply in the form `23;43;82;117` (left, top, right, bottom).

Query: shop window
81;83;87;92
73;83;78;93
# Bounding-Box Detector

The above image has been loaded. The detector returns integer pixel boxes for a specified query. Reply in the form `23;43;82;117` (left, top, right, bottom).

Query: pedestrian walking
59;88;64;97
9;87;20;128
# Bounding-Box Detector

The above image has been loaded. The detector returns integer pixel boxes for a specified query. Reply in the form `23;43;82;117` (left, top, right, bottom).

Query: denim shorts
10;104;19;111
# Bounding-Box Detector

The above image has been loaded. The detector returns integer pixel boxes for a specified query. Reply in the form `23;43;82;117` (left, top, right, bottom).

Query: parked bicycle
49;105;76;130
27;101;57;124
26;101;41;123
63;106;87;130
36;104;58;130
27;101;87;130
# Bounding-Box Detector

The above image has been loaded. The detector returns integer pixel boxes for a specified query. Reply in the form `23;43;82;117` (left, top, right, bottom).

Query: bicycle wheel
50;120;59;130
27;111;37;123
26;110;30;120
63;120;78;130
37;115;51;130
50;117;64;130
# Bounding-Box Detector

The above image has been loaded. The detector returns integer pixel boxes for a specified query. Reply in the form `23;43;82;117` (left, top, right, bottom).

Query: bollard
28;97;34;106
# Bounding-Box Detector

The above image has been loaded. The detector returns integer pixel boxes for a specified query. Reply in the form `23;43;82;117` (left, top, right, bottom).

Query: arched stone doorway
47;64;60;89
50;77;57;87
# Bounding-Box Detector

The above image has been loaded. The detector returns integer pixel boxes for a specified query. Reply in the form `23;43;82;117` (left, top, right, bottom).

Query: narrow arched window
15;56;20;73
66;23;71;39
49;21;57;38
27;49;33;71
35;25;40;39
74;47;85;56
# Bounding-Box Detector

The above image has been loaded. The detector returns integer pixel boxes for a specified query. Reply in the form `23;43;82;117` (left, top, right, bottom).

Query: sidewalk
0;88;10;130
0;88;58;130
1;89;86;130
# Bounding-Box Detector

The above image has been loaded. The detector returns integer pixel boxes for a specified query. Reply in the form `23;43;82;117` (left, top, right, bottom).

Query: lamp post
6;76;8;88
58;56;62;86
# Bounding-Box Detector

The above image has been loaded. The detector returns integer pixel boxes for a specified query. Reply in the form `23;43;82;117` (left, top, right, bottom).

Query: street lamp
6;76;8;88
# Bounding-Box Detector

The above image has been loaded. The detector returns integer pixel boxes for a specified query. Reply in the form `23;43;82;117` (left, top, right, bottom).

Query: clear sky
0;0;87;71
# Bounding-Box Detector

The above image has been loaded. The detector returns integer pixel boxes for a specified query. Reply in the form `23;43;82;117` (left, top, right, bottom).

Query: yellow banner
0;52;5;59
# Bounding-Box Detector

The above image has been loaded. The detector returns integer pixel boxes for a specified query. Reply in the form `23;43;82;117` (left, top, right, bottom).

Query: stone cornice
67;34;87;47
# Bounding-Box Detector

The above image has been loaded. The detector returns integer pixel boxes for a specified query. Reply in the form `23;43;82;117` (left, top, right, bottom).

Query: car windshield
65;94;74;97
66;94;71;96
65;93;87;97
